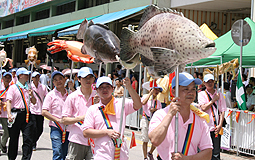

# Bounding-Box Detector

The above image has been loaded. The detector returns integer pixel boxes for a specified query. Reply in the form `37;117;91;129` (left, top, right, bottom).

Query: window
96;0;110;6
18;15;30;25
56;1;75;16
35;9;50;20
5;19;14;28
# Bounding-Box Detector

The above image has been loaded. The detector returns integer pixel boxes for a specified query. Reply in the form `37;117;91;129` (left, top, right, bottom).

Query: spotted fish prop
119;5;216;77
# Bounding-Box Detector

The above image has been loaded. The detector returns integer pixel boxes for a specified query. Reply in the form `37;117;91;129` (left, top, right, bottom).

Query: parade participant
156;75;170;108
62;67;98;160
0;72;12;153
42;71;69;160
198;74;226;160
82;76;142;159
113;78;124;98
141;84;162;160
30;72;48;151
246;84;255;111
6;67;36;160
11;68;18;84
149;72;212;160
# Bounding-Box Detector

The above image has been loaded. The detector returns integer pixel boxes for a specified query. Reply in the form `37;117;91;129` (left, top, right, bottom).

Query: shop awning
58;5;148;37
0;15;99;41
28;15;100;37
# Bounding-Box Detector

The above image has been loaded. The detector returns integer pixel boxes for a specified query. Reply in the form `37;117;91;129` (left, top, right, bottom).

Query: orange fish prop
24;46;41;66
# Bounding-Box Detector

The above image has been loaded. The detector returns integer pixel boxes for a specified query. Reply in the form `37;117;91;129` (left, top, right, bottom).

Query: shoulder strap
15;84;30;123
205;91;218;110
33;90;43;103
205;91;218;126
182;113;195;156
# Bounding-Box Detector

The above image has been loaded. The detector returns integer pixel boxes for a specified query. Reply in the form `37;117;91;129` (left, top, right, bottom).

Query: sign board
231;20;252;46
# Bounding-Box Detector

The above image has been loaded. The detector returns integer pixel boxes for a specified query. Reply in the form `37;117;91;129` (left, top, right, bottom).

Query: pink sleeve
42;93;52;111
219;93;227;112
82;106;95;131
198;120;213;150
149;110;164;133
124;98;136;116
62;95;73;117
198;91;208;105
6;85;15;101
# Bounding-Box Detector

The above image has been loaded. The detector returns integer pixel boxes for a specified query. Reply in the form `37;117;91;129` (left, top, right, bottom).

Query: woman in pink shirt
82;76;142;160
42;71;69;160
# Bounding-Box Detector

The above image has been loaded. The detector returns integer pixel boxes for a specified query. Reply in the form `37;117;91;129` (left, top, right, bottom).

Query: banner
0;0;52;17
221;110;231;150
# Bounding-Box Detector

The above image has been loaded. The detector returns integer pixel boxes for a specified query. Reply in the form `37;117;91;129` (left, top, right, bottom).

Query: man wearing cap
149;72;212;160
42;71;70;160
0;72;12;153
82;76;142;159
62;67;98;160
246;84;255;111
6;67;36;160
11;68;18;85
30;71;48;151
198;74;226;160
140;84;162;160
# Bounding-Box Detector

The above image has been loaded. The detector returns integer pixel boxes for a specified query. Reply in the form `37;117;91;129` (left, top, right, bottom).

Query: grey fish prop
77;19;120;64
119;5;216;77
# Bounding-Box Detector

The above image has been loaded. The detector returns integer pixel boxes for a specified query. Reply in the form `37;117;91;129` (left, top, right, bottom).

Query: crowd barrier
222;108;255;156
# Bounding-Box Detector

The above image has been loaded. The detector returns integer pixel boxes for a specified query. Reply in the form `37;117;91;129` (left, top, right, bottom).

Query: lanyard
205;91;218;126
181;113;195;156
16;84;29;123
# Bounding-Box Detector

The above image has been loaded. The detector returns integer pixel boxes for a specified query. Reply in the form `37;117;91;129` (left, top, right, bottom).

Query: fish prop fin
95;23;110;30
138;5;183;30
81;45;87;55
116;54;140;70
151;47;179;72
88;20;94;27
120;28;137;61
77;19;89;40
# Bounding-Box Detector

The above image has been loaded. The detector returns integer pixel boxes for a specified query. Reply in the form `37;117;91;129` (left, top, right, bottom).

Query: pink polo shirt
42;88;68;130
0;84;9;118
62;88;96;146
198;89;227;131
141;94;162;118
149;106;213;160
30;82;48;115
6;83;31;109
82;98;136;160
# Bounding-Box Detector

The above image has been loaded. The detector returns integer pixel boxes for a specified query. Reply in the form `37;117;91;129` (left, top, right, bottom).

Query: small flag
247;114;255;124
150;80;157;88
236;71;247;110
130;131;136;149
169;72;175;100
236;111;240;123
226;110;233;118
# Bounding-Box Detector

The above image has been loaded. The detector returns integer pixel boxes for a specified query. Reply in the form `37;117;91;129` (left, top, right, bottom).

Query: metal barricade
223;108;255;156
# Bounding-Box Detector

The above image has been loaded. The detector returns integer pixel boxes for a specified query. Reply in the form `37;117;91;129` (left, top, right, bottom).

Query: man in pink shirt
11;68;18;84
42;71;69;160
6;67;36;160
82;76;142;160
30;71;48;151
62;67;98;160
140;82;162;160
198;74;226;160
0;72;12;153
149;72;212;160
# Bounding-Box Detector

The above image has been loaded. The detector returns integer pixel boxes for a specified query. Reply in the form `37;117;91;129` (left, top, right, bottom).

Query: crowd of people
0;65;254;160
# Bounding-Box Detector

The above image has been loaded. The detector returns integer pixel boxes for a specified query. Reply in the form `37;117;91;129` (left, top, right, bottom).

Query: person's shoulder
88;103;100;112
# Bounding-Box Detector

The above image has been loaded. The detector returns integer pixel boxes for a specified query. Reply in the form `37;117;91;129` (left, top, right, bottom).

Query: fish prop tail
120;28;136;61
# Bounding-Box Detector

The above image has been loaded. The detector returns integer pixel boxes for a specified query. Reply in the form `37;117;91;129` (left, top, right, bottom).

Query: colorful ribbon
182;113;195;156
16;84;29;123
53;121;66;143
0;86;9;98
